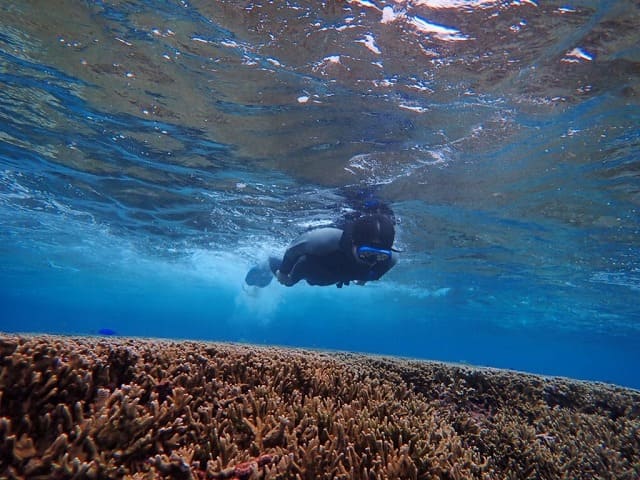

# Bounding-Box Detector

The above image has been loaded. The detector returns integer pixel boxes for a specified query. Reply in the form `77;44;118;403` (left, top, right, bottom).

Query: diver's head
351;214;395;264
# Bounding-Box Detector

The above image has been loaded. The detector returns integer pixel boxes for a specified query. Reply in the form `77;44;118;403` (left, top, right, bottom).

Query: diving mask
356;245;392;263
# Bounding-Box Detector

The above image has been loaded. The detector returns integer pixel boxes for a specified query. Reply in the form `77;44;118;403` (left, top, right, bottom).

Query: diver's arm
279;243;306;276
276;269;297;286
277;254;308;286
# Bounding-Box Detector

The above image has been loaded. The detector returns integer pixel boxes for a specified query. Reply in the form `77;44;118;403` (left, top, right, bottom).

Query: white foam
357;34;382;54
411;0;498;9
234;280;285;326
409;16;468;41
381;6;401;23
399;104;428;113
296;219;335;229
349;0;381;11
562;47;594;63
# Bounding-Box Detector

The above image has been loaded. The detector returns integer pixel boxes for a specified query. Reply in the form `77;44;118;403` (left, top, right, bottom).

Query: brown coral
0;334;639;479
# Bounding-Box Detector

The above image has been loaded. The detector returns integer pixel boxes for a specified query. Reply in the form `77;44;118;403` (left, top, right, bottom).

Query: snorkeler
245;213;398;288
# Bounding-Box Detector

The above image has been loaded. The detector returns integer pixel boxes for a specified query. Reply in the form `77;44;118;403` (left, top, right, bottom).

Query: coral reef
0;334;639;479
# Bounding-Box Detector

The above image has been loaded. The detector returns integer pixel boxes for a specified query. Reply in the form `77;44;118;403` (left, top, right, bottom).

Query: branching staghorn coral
0;334;639;479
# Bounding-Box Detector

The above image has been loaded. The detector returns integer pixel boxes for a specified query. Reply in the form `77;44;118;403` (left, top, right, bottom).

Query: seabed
0;333;638;479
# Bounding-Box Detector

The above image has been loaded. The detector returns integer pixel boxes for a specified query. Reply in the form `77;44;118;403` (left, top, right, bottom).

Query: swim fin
244;262;274;287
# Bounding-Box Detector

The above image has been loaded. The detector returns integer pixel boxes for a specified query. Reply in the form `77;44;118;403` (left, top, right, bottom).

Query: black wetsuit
272;227;397;287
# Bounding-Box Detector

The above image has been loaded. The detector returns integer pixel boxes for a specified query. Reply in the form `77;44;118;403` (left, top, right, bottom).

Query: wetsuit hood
350;214;395;249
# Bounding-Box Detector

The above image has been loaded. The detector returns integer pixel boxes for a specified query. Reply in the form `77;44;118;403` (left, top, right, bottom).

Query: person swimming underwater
247;213;398;288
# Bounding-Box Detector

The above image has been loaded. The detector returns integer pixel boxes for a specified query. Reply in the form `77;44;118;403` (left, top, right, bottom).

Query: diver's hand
276;270;294;287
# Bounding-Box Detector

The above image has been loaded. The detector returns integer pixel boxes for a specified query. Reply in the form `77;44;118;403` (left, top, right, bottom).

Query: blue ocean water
1;1;638;388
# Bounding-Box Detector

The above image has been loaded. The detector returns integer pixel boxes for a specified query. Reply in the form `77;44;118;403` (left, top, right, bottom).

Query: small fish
97;328;117;336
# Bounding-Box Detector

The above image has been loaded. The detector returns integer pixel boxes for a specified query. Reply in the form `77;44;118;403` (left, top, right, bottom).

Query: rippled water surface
1;1;639;387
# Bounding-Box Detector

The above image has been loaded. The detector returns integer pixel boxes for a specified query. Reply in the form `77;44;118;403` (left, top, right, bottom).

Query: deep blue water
1;0;639;388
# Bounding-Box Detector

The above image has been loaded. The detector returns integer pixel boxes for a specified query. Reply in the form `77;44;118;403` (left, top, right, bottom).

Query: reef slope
0;334;638;479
